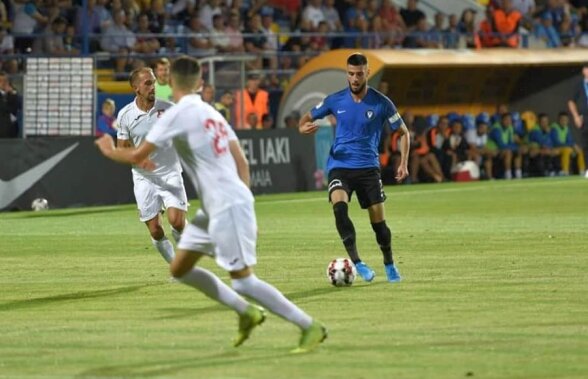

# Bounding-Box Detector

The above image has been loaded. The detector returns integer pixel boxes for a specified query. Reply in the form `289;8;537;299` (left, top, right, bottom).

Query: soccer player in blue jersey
298;52;410;283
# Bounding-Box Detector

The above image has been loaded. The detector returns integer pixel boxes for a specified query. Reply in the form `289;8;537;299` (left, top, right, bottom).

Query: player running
96;56;327;353
116;67;188;264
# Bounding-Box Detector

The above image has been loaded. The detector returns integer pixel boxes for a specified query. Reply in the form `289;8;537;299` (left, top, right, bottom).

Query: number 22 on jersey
204;119;229;155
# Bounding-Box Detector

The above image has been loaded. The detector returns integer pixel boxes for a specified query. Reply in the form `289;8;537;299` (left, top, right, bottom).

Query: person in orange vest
234;73;269;129
491;0;522;48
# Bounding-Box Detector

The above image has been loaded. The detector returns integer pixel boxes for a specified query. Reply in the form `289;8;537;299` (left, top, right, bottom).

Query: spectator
33;17;77;56
403;16;440;48
550;111;585;175
133;12;160;54
261;113;274;129
302;0;325;30
492;0;523;47
534;11;561;47
96;98;117;137
200;83;215;104
199;0;222;31
225;11;245;53
245;112;259;129
153;57;172;101
488;112;523;179
284;111;300;128
467;118;495;179
458;8;478;48
0;71;19;138
100;10;137;74
244;14;277;70
184;13;216;57
214;90;234;123
323;0;344;36
210;14;232;52
444;13;460;48
400;0;425;30
0;0;7;29
379;0;406;46
234;73;269;129
528;113;560;176
0;26;18;74
12;0;50;53
447;119;470;167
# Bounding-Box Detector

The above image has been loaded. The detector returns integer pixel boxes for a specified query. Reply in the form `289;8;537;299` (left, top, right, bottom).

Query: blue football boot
384;263;401;283
355;261;375;282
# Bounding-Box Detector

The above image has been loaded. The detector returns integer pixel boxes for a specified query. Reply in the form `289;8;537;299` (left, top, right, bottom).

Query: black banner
0;130;316;211
236;129;316;194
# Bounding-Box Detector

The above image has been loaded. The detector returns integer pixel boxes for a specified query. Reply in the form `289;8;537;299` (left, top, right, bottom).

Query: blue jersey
310;87;403;173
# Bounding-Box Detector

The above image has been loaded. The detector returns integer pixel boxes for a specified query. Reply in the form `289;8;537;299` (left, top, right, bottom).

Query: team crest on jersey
156;109;165;118
366;110;374;119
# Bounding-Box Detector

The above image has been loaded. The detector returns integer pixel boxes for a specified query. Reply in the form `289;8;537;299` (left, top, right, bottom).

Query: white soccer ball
326;258;357;287
31;198;49;211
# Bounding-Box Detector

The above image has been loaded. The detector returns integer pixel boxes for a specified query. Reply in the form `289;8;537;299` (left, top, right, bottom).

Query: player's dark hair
171;56;201;91
538;113;548;119
347;53;368;66
558;111;568;118
500;112;511;121
171;56;200;78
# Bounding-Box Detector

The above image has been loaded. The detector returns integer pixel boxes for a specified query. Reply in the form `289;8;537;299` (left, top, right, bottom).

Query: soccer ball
31;198;49;211
326;258;357;287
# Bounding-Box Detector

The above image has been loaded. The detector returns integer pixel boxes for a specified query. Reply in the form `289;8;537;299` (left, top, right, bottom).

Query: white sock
232;274;312;329
515;168;522;179
171;227;182;244
151;237;175;263
179;268;249;314
505;170;512;179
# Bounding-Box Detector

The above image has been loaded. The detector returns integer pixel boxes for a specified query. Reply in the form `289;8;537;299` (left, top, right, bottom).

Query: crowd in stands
379;104;586;183
2;0;588;78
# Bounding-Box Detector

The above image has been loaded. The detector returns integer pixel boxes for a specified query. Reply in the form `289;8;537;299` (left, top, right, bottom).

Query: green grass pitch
1;178;587;379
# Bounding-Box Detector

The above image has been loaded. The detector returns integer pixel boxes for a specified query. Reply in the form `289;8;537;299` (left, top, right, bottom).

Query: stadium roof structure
279;48;588;120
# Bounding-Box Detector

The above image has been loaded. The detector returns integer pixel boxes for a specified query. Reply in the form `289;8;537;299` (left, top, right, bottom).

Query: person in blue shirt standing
567;63;588;179
298;52;410;283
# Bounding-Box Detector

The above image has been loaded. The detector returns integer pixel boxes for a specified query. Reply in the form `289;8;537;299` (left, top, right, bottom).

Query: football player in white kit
95;56;327;353
116;67;188;264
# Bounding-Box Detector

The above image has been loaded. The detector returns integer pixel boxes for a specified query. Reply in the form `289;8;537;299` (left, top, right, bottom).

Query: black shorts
327;168;386;209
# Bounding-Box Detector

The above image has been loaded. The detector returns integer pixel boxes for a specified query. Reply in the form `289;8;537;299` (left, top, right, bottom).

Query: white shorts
177;203;257;272
133;171;188;222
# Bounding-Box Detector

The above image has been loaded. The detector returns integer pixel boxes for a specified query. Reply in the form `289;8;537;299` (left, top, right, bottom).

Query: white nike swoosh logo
0;143;79;209
337;110;346;114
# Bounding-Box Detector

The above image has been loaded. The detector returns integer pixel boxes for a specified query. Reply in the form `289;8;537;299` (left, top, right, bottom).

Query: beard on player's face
349;81;366;94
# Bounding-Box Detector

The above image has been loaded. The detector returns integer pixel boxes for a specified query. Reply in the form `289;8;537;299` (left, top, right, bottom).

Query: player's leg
359;170;401;283
172;218;257;343
328;170;364;266
134;177;175;263
211;203;326;351
582;127;588;177
160;171;189;243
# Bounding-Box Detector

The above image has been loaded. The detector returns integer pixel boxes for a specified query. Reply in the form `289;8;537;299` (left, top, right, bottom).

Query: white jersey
146;94;254;217
466;129;488;148
117;98;181;177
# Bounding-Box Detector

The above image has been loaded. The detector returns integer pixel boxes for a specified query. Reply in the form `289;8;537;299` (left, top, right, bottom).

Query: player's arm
229;139;250;188
95;134;155;168
116;139;133;148
567;99;583;129
298;111;319;135
395;122;410;182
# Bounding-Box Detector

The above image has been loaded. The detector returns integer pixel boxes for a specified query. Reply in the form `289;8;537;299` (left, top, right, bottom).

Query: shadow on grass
76;350;298;378
8;207;127;219
156;280;387;320
0;284;162;311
